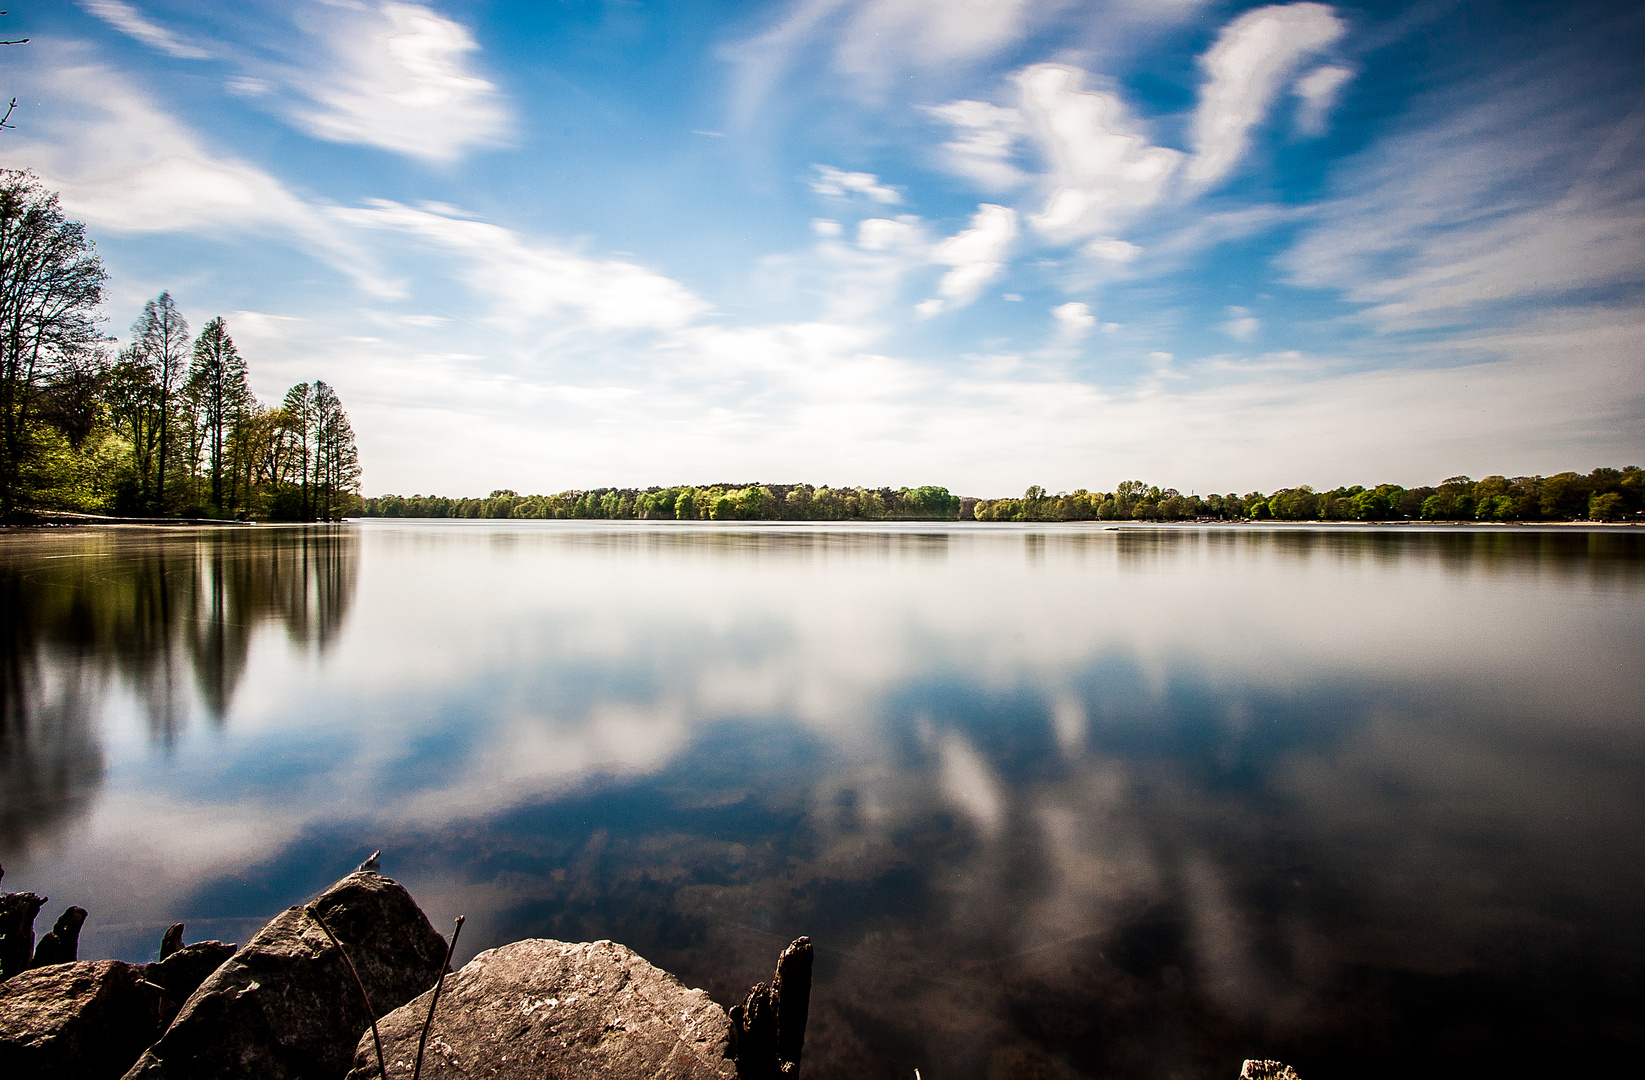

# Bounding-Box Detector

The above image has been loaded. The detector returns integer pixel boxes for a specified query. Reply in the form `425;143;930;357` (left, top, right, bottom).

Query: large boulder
122;871;448;1080
0;959;175;1079
343;938;738;1080
143;939;237;1005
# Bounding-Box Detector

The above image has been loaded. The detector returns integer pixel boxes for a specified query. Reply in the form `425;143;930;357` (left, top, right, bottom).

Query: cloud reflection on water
3;522;1642;1077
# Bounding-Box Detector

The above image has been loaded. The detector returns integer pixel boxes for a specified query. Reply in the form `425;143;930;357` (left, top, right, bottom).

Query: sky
3;0;1642;497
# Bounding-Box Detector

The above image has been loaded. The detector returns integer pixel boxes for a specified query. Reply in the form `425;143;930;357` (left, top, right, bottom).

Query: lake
3;520;1642;1078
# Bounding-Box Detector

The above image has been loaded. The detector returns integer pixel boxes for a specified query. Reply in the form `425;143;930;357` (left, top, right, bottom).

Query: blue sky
5;0;1642;495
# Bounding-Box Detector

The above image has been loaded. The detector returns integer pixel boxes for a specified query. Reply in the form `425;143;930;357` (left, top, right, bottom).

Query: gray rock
1240;1060;1301;1080
343;938;738;1080
122;871;448;1080
143;940;237;1005
32;906;89;967
0;890;47;980
0;959;176;1079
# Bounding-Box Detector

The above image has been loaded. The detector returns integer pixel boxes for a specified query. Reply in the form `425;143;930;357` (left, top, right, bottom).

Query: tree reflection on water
0;526;357;855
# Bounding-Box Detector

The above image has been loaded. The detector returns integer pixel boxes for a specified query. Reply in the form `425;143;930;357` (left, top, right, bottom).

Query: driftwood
729;936;813;1080
31;907;87;967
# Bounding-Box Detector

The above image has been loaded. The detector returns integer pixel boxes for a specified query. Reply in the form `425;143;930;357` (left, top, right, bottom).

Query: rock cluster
2;859;814;1080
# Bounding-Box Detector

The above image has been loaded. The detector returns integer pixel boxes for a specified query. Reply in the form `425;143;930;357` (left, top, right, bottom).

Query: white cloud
727;0;1033;119
1053;301;1096;337
335;200;709;332
924;99;1029;191
1087;238;1141;261
5;54;392;295
856;216;921;251
1294;64;1353;135
79;0;211;59
293;1;510;162
1283;86;1645;328
1186;3;1346;189
920;204;1017;315
1221;305;1261;340
835;0;1033;80
811;164;902;203
1015;64;1182;243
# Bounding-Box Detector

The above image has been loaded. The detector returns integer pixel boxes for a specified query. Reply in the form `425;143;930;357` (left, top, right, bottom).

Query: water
3;520;1642;1078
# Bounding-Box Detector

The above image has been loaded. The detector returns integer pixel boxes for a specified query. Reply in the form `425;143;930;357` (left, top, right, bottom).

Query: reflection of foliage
0;527;359;854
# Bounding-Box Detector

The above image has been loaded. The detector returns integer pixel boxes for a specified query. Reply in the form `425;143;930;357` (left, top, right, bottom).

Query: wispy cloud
810;164;903;203
918;204;1016;316
1186;3;1346;189
924;99;1029;191
291;1;510;162
1221;305;1261;340
6;51;391;295
1283;82;1645;328
726;0;1034;122
1294;64;1353;135
928;65;1181;246
833;0;1033;83
1052;301;1096;339
334;201;709;332
78;0;212;59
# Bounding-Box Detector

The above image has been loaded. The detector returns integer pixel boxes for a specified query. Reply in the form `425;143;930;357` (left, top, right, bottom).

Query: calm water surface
3;521;1642;1078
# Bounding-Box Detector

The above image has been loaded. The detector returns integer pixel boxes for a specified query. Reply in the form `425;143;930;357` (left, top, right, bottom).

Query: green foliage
371;468;1634;525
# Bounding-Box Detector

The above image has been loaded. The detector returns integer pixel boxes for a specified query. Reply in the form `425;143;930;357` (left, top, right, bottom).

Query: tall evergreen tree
130;291;189;514
281;381;314;519
187;316;251;511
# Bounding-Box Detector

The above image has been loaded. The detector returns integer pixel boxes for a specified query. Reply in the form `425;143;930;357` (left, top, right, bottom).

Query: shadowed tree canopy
0;170;105;516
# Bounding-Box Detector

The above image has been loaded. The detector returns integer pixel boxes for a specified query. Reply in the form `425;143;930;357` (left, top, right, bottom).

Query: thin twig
412;915;465;1080
306;903;386;1080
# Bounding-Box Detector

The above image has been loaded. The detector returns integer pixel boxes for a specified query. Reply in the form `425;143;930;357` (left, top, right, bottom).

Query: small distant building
959;497;978;521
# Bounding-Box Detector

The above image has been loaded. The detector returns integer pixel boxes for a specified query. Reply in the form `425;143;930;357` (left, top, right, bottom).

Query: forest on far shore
360;467;1643;523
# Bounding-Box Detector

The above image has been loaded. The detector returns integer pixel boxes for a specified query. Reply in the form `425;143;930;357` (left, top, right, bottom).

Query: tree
103;343;162;510
0;171;105;516
280;381;315;518
130;291;190;514
187;317;251;511
312;382;360;520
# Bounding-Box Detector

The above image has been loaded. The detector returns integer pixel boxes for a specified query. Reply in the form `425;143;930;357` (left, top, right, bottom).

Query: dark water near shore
3;520;1643;1078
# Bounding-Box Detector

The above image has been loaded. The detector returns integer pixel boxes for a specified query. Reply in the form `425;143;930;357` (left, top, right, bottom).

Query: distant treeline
976;469;1643;523
360;468;1642;523
361;484;961;521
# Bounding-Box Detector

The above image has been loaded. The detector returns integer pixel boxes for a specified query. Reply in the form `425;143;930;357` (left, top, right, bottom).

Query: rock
32;906;89;967
0;890;47;980
143;940;238;1005
343;938;738;1080
1240;1060;1301;1080
122;870;448;1080
0;959;176;1079
729;937;812;1080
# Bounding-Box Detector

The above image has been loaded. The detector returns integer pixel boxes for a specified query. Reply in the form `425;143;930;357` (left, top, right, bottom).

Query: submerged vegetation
363;469;1642;523
0;171;360;522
